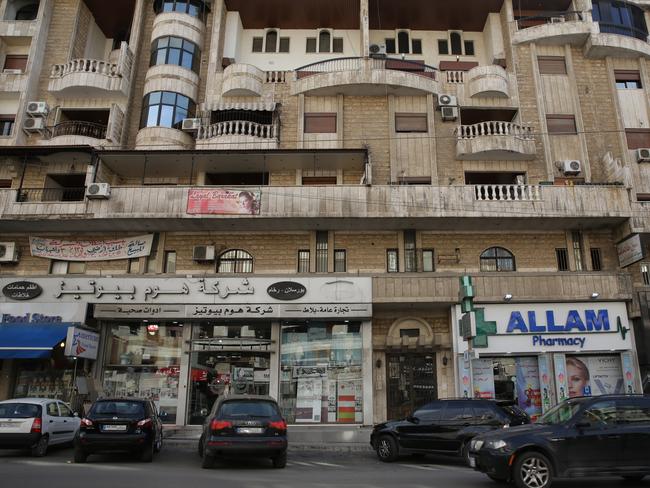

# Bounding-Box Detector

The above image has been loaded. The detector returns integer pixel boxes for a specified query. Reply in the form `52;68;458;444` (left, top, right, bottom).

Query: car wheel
201;454;216;469
487;474;509;484
154;436;163;453
74;447;87;464
376;435;399;463
272;451;287;469
513;452;554;488
622;475;646;482
141;442;154;463
31;435;48;457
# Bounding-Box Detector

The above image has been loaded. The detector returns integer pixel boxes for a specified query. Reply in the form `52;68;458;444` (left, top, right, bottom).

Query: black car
74;398;163;463
370;399;530;463
469;395;650;488
198;394;288;469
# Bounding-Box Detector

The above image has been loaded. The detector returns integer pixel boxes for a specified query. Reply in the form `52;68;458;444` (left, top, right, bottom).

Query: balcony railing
196;120;277;140
50;42;133;80
597;22;648;41
296;57;438;80
515;11;585;30
445;71;464;83
474;184;542;202
457;121;534;140
16;187;85;202
266;71;287;83
50;121;108;140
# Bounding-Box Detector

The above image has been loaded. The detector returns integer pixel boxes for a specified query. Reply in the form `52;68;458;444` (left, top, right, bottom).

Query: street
0;446;648;488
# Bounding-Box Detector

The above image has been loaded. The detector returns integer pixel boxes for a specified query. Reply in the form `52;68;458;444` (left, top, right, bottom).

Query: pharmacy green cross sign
458;276;497;348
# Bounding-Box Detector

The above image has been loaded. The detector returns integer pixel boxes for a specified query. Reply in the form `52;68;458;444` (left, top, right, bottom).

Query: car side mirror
73;412;79;418
407;415;420;424
200;408;209;417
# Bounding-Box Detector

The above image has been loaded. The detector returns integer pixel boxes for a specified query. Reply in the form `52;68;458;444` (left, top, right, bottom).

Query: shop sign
0;303;87;324
267;282;307;301
29;235;154;261
186;188;261;215
64;327;99;360
617;234;644;268
2;281;42;301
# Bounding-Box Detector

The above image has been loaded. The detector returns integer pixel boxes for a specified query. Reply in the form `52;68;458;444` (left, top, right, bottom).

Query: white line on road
398;464;440;471
14;460;138;471
292;461;313;466
312;461;344;467
423;464;470;472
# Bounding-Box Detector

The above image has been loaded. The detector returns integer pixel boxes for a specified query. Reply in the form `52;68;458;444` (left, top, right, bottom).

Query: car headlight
470;439;484;451
485;440;508;450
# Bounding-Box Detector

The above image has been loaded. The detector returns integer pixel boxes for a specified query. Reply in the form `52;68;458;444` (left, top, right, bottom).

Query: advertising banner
187;188;261;215
617;234;644;268
471;358;495;399
537;355;553;413
566;355;623;397
515;357;542;421
553;353;569;404
295;378;322;423
64;327;99;360
621;352;637;394
30;235;154;261
457;356;473;399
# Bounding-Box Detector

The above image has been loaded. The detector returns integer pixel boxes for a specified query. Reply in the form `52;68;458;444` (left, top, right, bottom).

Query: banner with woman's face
566;355;624;397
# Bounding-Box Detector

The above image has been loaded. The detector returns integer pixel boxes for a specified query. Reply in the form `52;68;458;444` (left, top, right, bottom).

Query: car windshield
499;404;528;419
0;403;41;418
219;401;278;419
90;401;145;418
537;398;587;424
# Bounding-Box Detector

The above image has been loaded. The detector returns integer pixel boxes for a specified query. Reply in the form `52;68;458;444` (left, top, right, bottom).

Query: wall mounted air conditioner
23;117;46;132
182;118;202;132
369;43;387;58
560;160;582;175
193;245;216;261
636;148;650;163
0;242;19;263
438;94;458;108
441;106;459;121
86;182;111;199
26;101;49;117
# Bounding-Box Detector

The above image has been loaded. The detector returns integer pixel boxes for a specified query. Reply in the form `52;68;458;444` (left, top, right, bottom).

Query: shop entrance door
386;354;437;420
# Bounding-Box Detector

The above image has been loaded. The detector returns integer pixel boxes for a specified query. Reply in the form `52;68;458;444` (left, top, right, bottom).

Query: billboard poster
30;235;153;261
616;234;644;268
337;380;357;423
553;353;569;404
187;188;261;215
566;355;623;397
537;355;553;413
621;352;637;394
295;378;322;423
457;356;472;399
472;358;495;399
515;357;542;421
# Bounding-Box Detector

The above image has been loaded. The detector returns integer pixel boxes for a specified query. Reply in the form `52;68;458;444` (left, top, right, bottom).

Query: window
572;231;584;271
443;404;473;421
556;248;569;271
395;113;427;133
0;117;15;136
400;329;419;338
298;250;310;273
615;70;642;89
334;249;346;272
306;37;317;53
164;251;176;273
154;0;208;22
304;113;336;133
140;91;196;130
464;40;475;56
414;403;443;421
538;56;567;75
480;247;515;272
642;263;650;285
450;32;462;55
422;249;434;272
581;400;617;425
50;261;86;275
411;39;422;54
46;403;59;417
318;30;331;53
333;38;344;53
252;37;263;52
128;258;141;274
265;30;278;53
217;249;253;273
590;248;602;271
279;37;290;53
472;404;497;421
387;249;399;273
3;55;28;72
404;230;417;272
438;39;449;55
0;179;11;188
591;0;648;41
397;31;410;54
385;38;396;54
302;176;337;185
15;3;39;20
316;231;328;273
150;36;200;73
58;403;73;417
547;115;577;135
618;399;650;424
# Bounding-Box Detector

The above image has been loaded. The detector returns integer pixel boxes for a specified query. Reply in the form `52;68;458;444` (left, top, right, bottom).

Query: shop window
556;248;569;271
217;249;253;273
306;37;317;53
547;115;577;135
297;249;310;273
316;231;328;273
150;36;200;73
49;260;85;275
164;250;176;273
3;54;28;72
265;30;278;53
334;249;346;272
279;321;363;424
0;116;15;136
641;263;649;285
140;91;196;130
304;113;336;133
572;231;584;271
615;70;642;89
252;37;263;52
438;39;449;55
318;30;331;53
450;32;462;55
395;113;427;133
480;247;515;272
387;249;399;273
590;248;602;271
538;56;567;75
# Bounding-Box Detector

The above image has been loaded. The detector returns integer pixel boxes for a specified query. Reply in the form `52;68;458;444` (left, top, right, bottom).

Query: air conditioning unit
438;94;458;108
0;242;19;263
441;106;459;122
23;117;46;132
3;69;22;74
182;118;202;132
636;148;650;163
193;245;216;261
26;101;49;117
560;160;582;175
86;182;111;199
369;43;387;58
549;16;566;23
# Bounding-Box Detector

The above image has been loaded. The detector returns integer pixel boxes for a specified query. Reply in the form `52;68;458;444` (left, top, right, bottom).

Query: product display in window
14;370;74;400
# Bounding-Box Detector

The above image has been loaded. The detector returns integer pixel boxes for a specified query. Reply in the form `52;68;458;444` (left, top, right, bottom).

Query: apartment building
0;0;649;427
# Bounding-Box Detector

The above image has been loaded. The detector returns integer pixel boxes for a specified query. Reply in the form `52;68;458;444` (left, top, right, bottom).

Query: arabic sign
29;235;154;261
64;327;100;360
617;234;644;268
2;281;42;301
187;188;261;215
0;303;87;324
267;282;307;301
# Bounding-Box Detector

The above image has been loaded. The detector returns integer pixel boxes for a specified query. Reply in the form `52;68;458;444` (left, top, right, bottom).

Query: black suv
370;399;530;463
74;398;163;463
198;394;288;469
470;395;650;488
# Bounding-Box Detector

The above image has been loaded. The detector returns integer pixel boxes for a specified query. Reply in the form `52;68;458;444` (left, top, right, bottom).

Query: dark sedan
469;395;650;488
74;398;163;463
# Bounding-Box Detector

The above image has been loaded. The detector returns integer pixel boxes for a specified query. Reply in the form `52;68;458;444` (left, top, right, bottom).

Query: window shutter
395;113;428;132
547;115;577;134
3;55;28;71
615;70;641;81
538;56;567;75
304;113;337;133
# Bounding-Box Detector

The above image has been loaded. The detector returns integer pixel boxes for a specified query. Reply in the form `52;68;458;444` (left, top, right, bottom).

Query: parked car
198;394;288;469
74;398;163;463
469;395;650;488
370;399;530;463
0;398;80;457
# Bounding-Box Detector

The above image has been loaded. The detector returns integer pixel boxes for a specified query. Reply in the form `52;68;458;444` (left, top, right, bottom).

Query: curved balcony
466;65;509;98
196;120;279;150
512;12;593;46
152;12;204;47
292;57;439;96
144;64;199;101
135;126;194;150
42;121;108;147
586;26;650;58
48;42;133;97
222;64;265;97
456;121;536;160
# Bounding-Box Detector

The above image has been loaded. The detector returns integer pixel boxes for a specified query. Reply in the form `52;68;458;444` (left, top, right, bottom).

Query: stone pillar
359;0;369;58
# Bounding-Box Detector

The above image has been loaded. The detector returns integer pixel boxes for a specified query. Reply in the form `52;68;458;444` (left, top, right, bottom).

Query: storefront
453;302;642;420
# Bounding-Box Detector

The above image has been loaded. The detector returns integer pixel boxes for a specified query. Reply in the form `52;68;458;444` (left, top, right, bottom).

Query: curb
163;439;373;453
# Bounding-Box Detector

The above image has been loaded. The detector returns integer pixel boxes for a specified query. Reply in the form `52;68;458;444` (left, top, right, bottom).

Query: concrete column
397;230;405;272
427;93;438;185
128;0;147;56
297;94;305;150
372;350;386;423
388;95;397;183
359;0;369;58
269;321;281;401
205;0;226;94
336;94;344;149
564;45;592;182
176;323;193;426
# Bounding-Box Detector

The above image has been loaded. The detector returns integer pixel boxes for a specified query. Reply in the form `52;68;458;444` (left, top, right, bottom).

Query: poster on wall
472;358;495;399
186;188;261;215
337;380;358;423
553;354;569;404
327;379;337;423
537;355;553;413
566;355;623;397
295;378;322;423
457;357;472;399
29;235;154;261
515;357;542;421
621;352;637;394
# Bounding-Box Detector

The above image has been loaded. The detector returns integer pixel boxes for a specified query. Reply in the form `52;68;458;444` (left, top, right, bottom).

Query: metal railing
474;184;542;202
597;22;649;41
295;57;438;80
197;120;278;140
16;187;86;202
50;121;108;139
515;11;585;30
456;121;534;140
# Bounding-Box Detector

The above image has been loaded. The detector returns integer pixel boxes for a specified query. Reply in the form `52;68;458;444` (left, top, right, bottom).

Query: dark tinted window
0;403;41;418
498;404;528;421
91;401;146;418
618;399;650;424
442;403;473;421
473;404;498;421
414;402;444;421
581;400;617;425
218;401;279;419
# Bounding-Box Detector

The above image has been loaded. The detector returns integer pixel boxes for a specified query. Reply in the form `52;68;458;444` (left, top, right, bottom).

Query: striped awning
208;101;277;112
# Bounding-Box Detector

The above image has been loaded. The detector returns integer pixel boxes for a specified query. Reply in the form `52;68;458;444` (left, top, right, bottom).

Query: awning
207;101;277;112
0;324;71;359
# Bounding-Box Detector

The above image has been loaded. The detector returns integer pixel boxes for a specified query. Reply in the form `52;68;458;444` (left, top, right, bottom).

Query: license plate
468;456;477;468
102;424;127;432
236;427;264;434
0;422;15;428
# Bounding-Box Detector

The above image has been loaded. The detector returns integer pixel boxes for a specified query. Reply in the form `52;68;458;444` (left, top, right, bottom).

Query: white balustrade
445;70;464;83
50;42;133;80
456;121;534;140
197;120;278;140
474;184;542;202
266;71;287;83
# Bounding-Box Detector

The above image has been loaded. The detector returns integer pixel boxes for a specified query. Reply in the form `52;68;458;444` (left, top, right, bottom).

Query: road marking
398;464;440;471
15;460;137;471
292;461;313;466
312;461;344;467
423;463;470;472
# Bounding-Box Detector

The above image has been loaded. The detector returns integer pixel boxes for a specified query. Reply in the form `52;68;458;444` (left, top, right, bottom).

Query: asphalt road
0;445;648;488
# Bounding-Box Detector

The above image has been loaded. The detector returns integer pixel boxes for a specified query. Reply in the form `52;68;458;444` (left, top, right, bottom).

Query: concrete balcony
456;121;536;160
292;57;439;96
48;42;134;97
586;24;650;58
37;121;108;147
0;184;632;232
512;12;593;46
135;127;194;150
0;20;37;37
196;120;279;150
465;65;509;98
0;70;27;92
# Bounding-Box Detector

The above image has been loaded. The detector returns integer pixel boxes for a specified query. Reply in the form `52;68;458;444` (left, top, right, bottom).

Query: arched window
450;32;462;55
397;31;410;54
480;247;515;272
319;30;331;53
265;30;278;53
217;249;254;273
15;3;39;20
